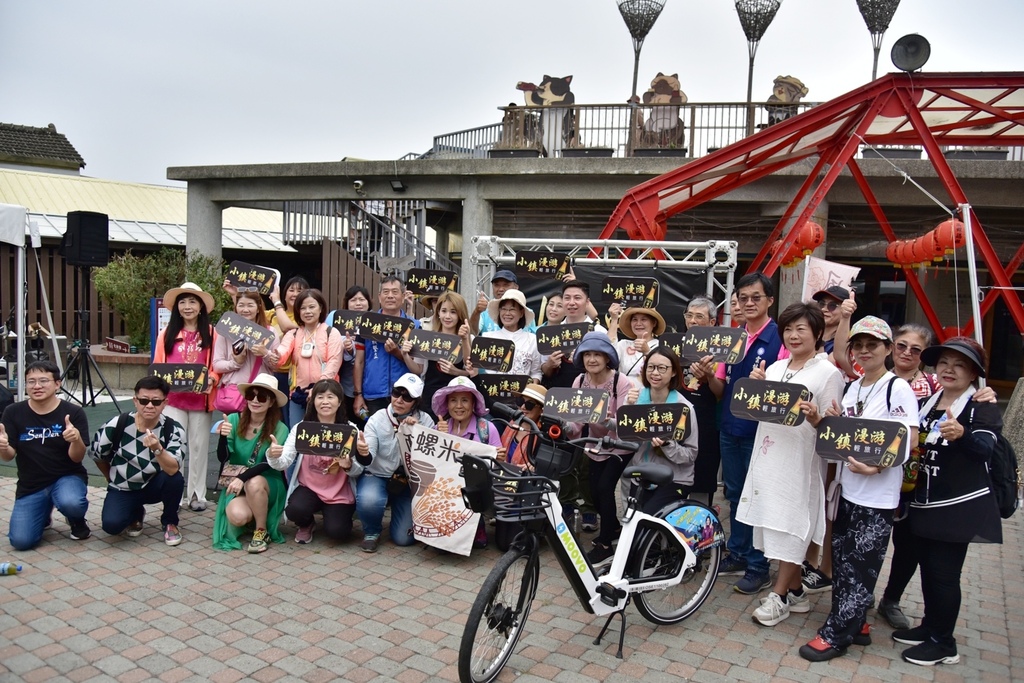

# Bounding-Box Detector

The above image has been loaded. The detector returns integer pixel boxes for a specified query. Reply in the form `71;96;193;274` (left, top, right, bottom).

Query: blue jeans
100;471;185;535
356;473;414;546
720;432;769;575
288;400;306;428
8;475;89;551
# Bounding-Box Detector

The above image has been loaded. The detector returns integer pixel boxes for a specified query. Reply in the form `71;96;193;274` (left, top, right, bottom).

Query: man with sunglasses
812;286;850;358
1;361;91;549
90;376;186;546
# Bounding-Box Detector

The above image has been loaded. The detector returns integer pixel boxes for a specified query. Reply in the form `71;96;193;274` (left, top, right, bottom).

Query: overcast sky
2;0;1022;186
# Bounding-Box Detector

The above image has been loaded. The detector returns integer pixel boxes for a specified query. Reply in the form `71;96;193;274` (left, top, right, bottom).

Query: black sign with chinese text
294;421;358;458
359;311;415;344
406;268;458;297
214;311;275;350
728;377;811;426
225;261;278;296
469;337;515;372
616;403;692;442
514;251;571;280
601;276;660;308
536;322;594;356
815;417;908;467
544;387;610;424
406;329;463;363
148;363;209;393
472;374;530;409
666;326;748;364
331;310;364;337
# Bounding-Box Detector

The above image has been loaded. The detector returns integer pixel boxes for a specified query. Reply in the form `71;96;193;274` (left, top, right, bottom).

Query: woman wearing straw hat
479;290;542;381
212;373;290;553
607;305;665;387
154;282;220;512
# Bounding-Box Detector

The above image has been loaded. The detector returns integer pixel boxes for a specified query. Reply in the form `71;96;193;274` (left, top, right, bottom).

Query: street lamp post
856;0;902;80
734;0;782;136
617;0;667;154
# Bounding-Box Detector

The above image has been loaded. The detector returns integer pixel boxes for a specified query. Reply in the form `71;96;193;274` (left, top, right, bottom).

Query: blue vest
720;319;784;438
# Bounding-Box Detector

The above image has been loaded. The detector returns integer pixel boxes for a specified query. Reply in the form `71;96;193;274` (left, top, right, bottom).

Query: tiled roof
0;122;85;170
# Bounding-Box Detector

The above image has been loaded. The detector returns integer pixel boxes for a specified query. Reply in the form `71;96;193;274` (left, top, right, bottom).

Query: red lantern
922;230;945;262
885;241;901;267
794;221;824;255
934;219;966;254
910;237;931;267
896;241;915;268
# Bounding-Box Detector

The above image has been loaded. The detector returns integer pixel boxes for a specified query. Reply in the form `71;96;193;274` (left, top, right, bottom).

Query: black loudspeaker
891;34;931;73
61;211;110;267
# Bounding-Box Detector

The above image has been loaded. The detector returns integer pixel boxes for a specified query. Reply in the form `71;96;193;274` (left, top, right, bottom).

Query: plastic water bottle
0;562;22;575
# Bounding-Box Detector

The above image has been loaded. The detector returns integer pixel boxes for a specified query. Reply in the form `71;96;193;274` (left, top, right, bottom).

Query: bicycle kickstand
593;608;628;659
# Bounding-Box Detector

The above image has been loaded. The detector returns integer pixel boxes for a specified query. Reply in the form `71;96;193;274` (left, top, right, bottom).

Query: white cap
394;373;425;399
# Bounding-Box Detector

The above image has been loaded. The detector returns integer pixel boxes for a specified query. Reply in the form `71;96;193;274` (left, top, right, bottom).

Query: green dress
212;414;290;550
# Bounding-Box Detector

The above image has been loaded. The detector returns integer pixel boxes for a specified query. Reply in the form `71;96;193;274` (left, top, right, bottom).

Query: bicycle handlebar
489;402;638;454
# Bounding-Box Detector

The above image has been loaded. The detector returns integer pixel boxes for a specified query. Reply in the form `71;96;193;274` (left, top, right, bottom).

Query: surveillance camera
353;180;364;191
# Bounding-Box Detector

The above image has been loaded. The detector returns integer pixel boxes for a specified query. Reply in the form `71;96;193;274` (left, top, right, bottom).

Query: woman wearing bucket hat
268;379;363;545
212;374;290;553
893;337;1002;666
607;305;664;387
154;282;220;512
434;376;503;549
801;316;919;662
479;290;542;381
563;331;635;565
355;373;435;553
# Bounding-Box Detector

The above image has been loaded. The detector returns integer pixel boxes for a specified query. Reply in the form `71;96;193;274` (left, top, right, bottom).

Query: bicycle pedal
597;582;627;607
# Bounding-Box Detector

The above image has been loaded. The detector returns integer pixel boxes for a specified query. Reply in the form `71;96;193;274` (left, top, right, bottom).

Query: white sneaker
752;592;790;626
788;589;811;613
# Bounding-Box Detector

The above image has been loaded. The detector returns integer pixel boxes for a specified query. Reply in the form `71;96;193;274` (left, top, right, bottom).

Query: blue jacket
362;310;421;400
720;319;784;438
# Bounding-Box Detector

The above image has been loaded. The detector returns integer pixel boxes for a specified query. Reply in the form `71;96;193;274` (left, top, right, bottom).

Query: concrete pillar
777;199;829;310
460;183;492;303
185;183;223;259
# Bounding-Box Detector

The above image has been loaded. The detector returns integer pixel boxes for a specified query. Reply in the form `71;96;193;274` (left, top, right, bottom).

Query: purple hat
573;331;619;372
431;376;488;419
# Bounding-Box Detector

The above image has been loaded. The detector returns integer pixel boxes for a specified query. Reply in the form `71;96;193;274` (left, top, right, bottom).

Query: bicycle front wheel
631;525;721;625
458;546;539;683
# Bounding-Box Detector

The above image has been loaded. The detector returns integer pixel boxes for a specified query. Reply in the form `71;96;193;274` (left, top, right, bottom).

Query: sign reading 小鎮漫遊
148;363;209;393
815;417;908;467
543;387;610;424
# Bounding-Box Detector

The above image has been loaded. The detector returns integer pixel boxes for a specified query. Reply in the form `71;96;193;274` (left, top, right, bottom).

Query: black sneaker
892;625;929;645
718;552;747;576
901;640;959;666
733;570;771;595
587;542;614;566
67;518;91;541
802;566;832;594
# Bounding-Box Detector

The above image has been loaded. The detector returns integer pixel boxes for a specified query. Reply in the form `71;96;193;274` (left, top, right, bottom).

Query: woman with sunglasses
622;346;700;513
268;379;362;545
213;289;276;416
212;374;290;553
154;282;220;512
266;289;343;427
422;291;474;420
355;374;434;553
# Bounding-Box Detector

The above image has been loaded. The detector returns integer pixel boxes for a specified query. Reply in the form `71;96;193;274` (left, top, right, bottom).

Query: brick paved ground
0;474;1018;683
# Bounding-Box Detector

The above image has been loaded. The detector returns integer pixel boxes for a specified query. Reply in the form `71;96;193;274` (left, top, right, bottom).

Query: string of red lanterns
886;218;966;268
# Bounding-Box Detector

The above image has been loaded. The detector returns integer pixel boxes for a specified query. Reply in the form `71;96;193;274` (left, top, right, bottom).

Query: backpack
986;432;1021;520
109;412;176;453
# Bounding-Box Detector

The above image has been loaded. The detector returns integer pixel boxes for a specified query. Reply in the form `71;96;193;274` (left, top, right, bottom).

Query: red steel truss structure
598;72;1024;338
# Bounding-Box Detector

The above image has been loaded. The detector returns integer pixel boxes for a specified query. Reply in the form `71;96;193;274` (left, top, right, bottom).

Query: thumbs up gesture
750;360;767;381
0;423;9;451
62;415;81;444
356;431;369;457
267;435;283;459
940;408;963;441
824;399;842;418
840;288;857;320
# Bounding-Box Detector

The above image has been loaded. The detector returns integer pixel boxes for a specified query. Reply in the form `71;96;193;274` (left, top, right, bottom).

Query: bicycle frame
533;480;698;617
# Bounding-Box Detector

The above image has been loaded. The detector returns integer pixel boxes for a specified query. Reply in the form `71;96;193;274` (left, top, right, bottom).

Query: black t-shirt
1;400;89;498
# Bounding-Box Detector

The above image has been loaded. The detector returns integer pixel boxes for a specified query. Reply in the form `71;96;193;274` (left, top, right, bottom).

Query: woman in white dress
736;302;845;626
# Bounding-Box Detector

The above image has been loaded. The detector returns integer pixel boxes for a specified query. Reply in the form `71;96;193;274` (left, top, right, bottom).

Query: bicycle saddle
622;463;674;487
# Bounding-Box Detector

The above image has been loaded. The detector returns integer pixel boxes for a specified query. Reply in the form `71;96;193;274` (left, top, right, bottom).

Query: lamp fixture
390;180;407;193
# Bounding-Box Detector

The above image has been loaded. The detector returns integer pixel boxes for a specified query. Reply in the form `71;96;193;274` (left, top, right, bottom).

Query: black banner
514;251;571;280
601;276;660;308
816;417;908;467
406;268;458;297
473;374;530;409
469;337;515;372
148;363;209;393
359;311;415;344
616;403;691;442
406;329;462;363
294;421;358;458
544;387;610;424
214;311;275;350
226;261;278;296
536;322;593;355
728;377;811;426
664;326;747;364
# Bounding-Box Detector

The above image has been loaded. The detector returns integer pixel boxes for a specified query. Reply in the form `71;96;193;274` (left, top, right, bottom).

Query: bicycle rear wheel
458;545;539;683
631;525;721;625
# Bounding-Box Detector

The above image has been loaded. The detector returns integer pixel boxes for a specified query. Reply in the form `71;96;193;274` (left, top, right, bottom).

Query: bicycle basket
491;470;555;523
460;454;495;515
529;434;581;479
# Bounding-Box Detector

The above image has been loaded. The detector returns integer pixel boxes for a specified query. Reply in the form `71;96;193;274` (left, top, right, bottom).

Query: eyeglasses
646;364;672;375
134;397;166;406
236;286;260;293
895;341;923;356
817;300;839;312
392;388;414;401
684;312;710;322
245;389;271;403
521;400;539;411
25;379;55;387
737;295;765;304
